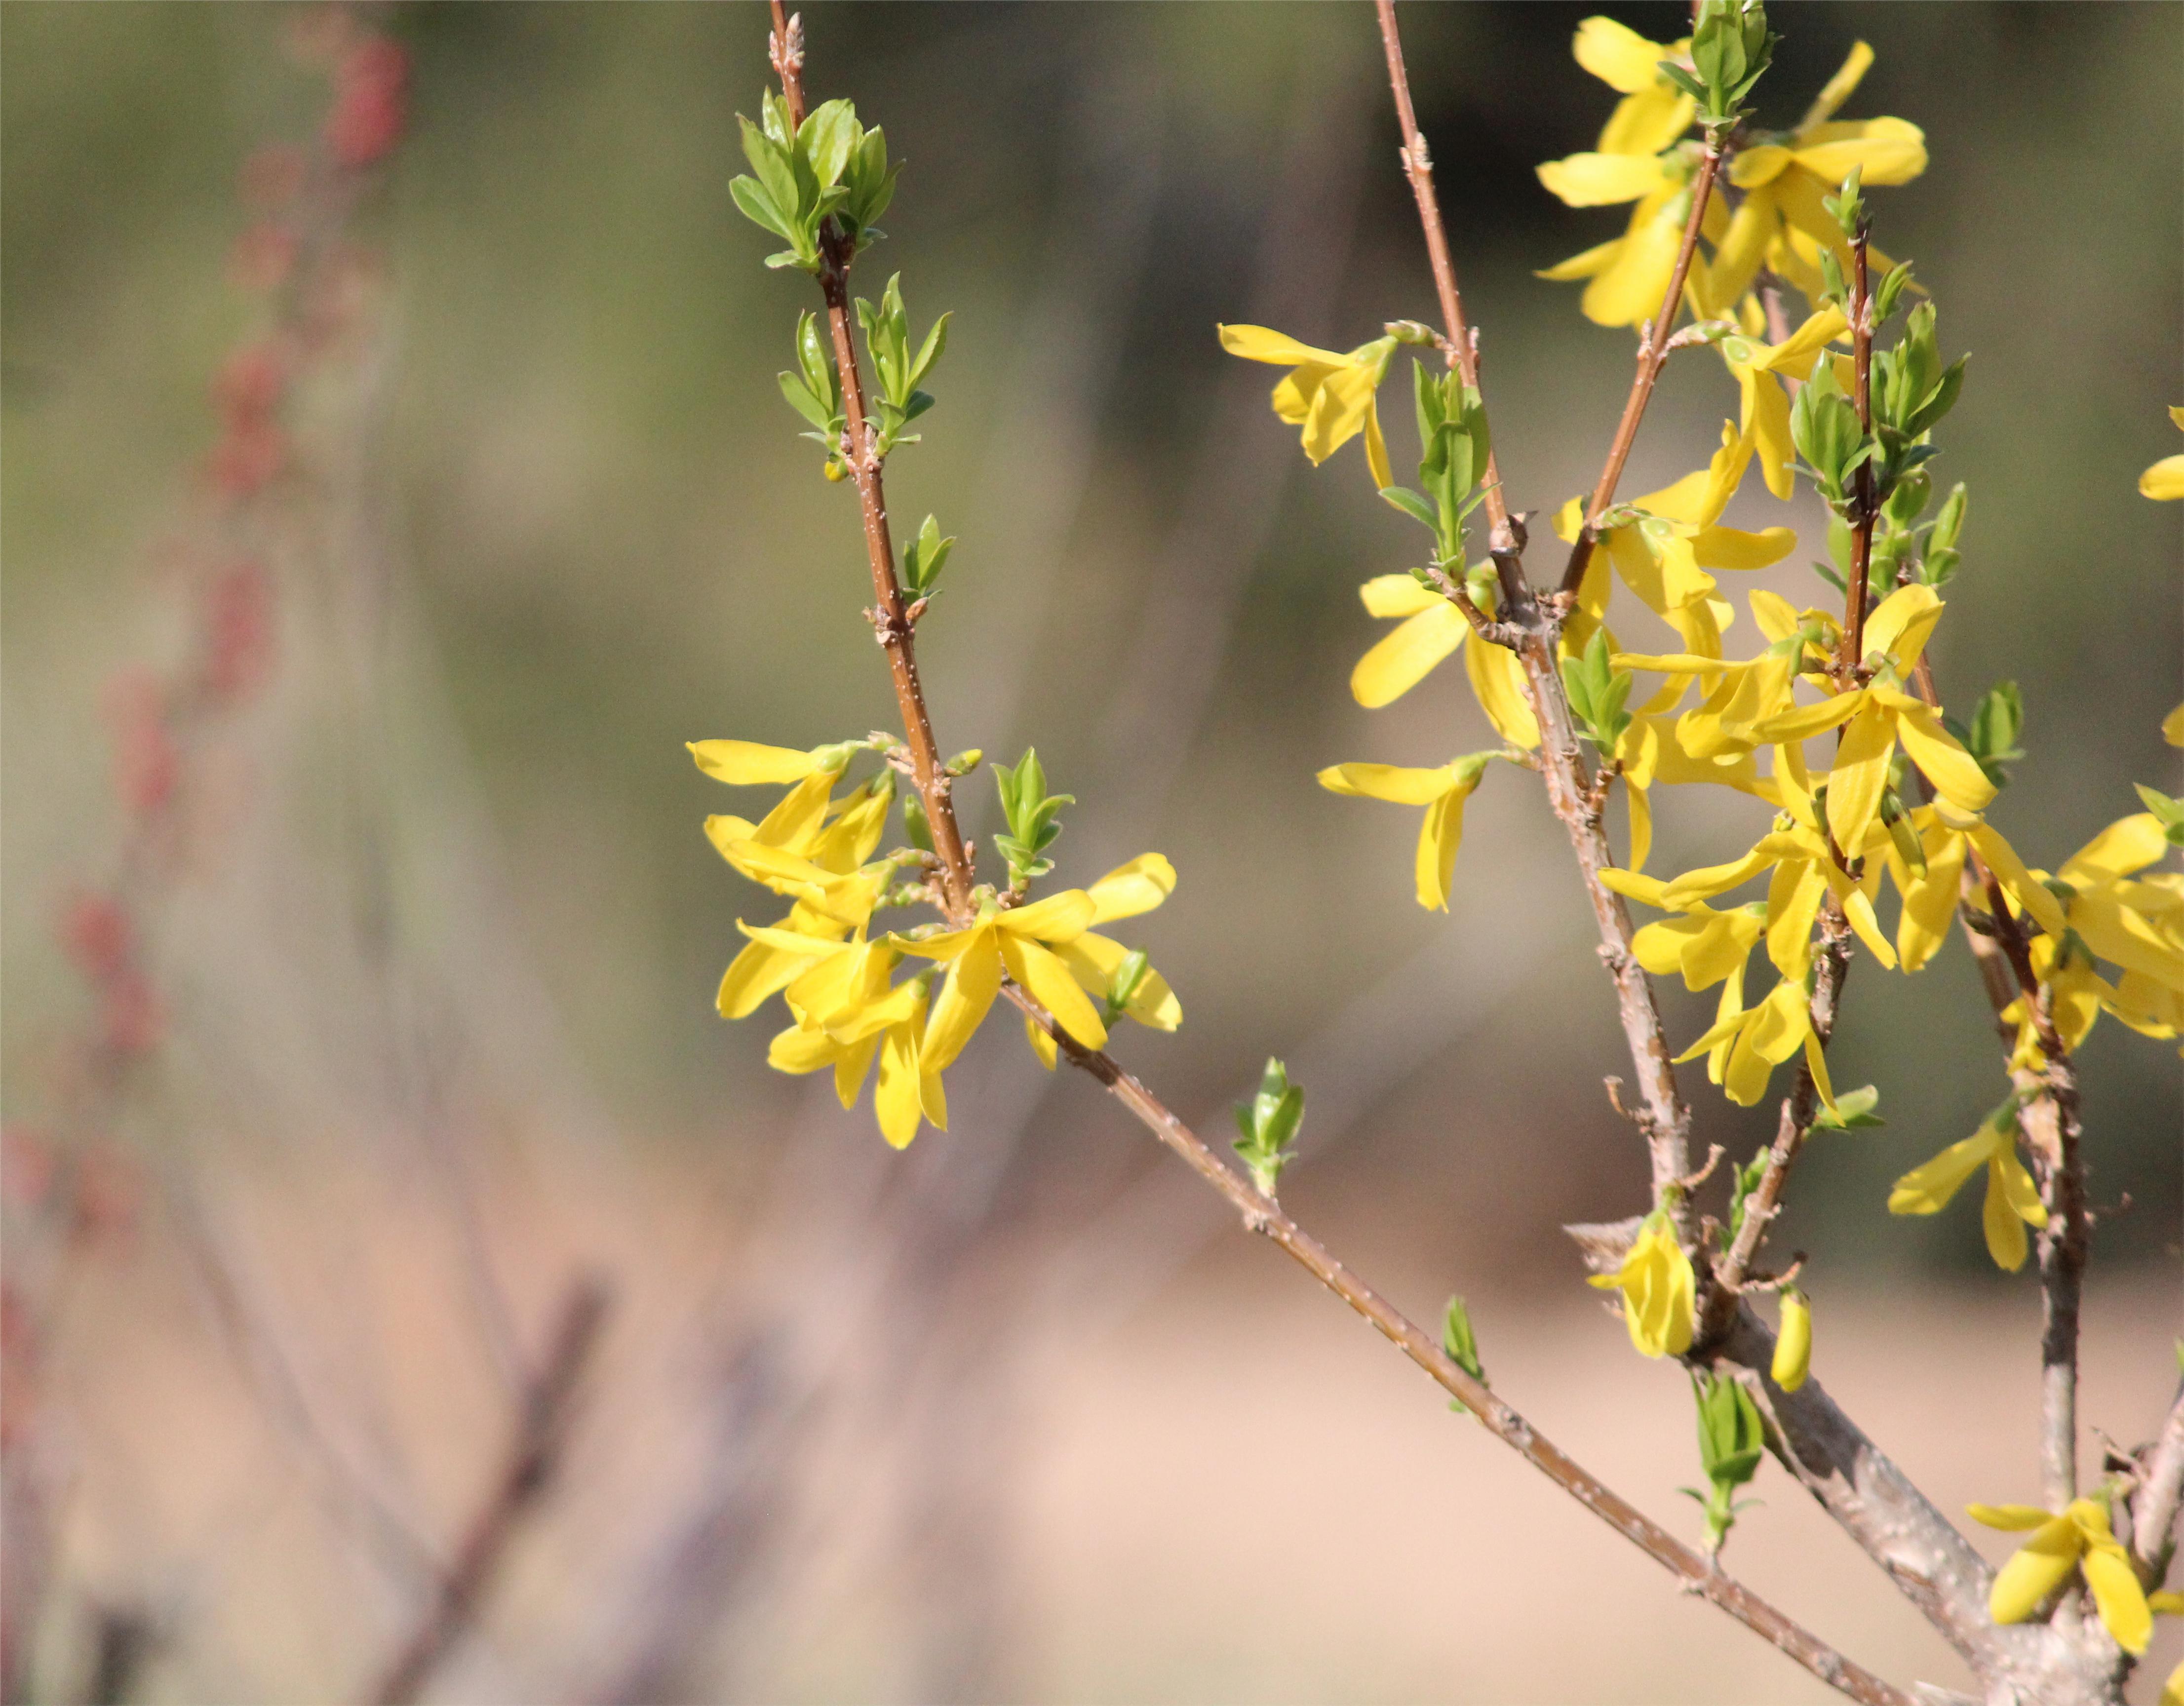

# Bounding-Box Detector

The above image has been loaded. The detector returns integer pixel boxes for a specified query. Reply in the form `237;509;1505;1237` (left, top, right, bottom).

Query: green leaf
777;371;833;431
909;311;951;390
2136;785;2184;846
1378;486;1439;534
729;175;794;243
739;116;800;226
799;99;859;189
1441;1294;1487;1413
1811;1084;1884;1131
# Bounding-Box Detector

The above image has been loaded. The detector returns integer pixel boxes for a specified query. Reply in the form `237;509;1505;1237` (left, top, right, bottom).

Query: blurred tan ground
30;1146;2182;1705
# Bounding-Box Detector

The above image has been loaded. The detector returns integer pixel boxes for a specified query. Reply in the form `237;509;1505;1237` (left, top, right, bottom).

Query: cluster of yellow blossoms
689;738;1178;1147
1216;24;2184;1645
1536;18;1922;329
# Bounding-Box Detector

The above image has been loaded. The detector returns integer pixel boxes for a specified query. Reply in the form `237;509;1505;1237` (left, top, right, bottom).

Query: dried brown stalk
372;1277;611;1706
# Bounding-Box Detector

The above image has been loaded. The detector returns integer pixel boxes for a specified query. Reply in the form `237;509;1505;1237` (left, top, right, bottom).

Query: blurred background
3;3;2179;1702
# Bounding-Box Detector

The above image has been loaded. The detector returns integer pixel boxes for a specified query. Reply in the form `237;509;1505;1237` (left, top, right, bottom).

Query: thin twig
1011;988;1910;1706
2134;1385;2184;1580
1375;0;1696;1216
1840;221;1877;677
1558;139;1730;599
372;1277;611;1706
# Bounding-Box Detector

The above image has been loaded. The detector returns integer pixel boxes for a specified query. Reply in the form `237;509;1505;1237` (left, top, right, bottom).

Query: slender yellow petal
1862;584;1945;671
1968;827;2070;939
1024;1010;1058;1069
1465;633;1542;747
1352;602;1469;708
1360;572;1441;620
1969;1504;2061;1531
1772;1291;1812;1391
1987;1514;2083;1624
1982;1157;2031;1271
1536;235;1626;283
2060;814;2169;888
1889;1125;2005;1215
999;889;1097;945
768;1020;843;1075
1599;84;1694;157
1582;197;1684;328
1415;784;1471;911
2080;1531;2152;1655
1363;398;1393;492
2165;701;2184;746
1898;827;1969;972
1538;152;1668;207
874;1012;928;1148
1088;853;1177;924
1000;933;1108;1049
1057;931;1182;1030
1301;360;1383;466
1217;324;1346;366
687;739;824;785
1825;701;1896;864
1317;761;1461;807
1794;117;1928;188
922;927;1002;1072
1572;16;1673;94
1751;690;1864;745
1800;41;1874;129
832;1034;879;1110
1625;776;1652;872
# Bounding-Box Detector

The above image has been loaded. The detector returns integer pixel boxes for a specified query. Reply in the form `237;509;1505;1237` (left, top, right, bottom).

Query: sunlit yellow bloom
1675;967;1836;1110
1318;755;1491;911
1968;1498;2151;1655
1888;1109;2047;1271
1346;574;1540;748
2141;405;2184;501
898;890;1113;1071
1536;19;1707;329
1772;1290;1811;1392
1558;428;1795;659
1024;854;1184;1069
1712;42;1924;312
1989;812;2184;1064
1218;324;1395;489
1717;307;1847;499
1586;1214;1694;1358
1882;803;2052;975
1746;587;1995;858
768;960;946;1148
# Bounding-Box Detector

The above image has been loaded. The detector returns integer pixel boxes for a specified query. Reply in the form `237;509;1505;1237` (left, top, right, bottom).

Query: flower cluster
691;739;1179;1148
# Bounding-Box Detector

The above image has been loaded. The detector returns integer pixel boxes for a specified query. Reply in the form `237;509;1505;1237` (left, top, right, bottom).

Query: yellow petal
1891;704;1996;814
999;889;1097;945
1968;1503;2064;1531
1317;760;1461;807
1217;323;1346;366
832;1033;879;1110
1572;16;1673;93
1538;152;1667;207
1465;634;1542;748
1898;828;1969;973
768;1020;844;1075
2060;814;2169;888
1889;1125;2005;1216
1625;776;1653;872
1825;701;1896;877
1363;398;1393;492
2146;454;2184;501
874;1011;929;1148
1793;117;1928;188
1057;931;1182;1031
687;739;824;785
1799;41;1874;129
1024;1010;1058;1070
1360;572;1441;619
1729;145;1793;190
1862;583;1944;671
1351;602;1468;708
1536;235;1626;283
1582;198;1684;328
1988;1516;2083;1624
1088;853;1177;924
2165;701;2184;746
1751;690;1865;745
1967;826;2070;940
1599;84;1694;156
1301;360;1380;465
1771;1291;1811;1392
1982;1156;2031;1272
922;928;1002;1072
1415;784;1471;911
1001;933;1108;1049
2080;1533;2152;1656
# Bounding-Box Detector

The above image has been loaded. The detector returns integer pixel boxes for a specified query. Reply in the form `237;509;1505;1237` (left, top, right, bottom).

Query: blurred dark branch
372;1276;610;1706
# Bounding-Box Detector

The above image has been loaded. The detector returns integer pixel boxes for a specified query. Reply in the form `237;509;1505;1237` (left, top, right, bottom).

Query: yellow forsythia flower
1586;1214;1695;1358
1317;755;1491;912
1888;1108;2047;1271
1345;574;1540;747
1217;324;1395;489
1023;854;1184;1069
1968;1498;2151;1656
899;889;1113;1067
1709;41;1924;315
2141;406;2184;500
1534;19;1702;329
1771;1290;1811;1392
765;943;946;1148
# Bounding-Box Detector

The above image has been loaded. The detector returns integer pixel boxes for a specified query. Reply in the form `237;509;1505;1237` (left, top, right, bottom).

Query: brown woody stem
1559;140;1728;599
1013;989;1910;1706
